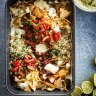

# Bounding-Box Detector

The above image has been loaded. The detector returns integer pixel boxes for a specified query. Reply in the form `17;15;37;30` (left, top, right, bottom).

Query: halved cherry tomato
41;34;44;38
32;20;37;23
38;35;42;40
34;26;39;31
42;36;50;42
18;72;24;78
42;24;46;29
46;25;50;31
13;60;20;68
57;32;61;39
52;30;56;36
25;58;36;64
50;46;54;50
50;35;55;43
11;68;15;73
41;28;45;32
39;18;44;22
54;34;59;41
45;31;49;36
24;54;32;59
15;67;20;71
25;70;28;74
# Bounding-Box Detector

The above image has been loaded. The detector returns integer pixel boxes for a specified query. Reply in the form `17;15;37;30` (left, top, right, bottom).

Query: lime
91;74;96;87
71;86;82;96
93;89;96;96
95;58;96;64
82;81;93;94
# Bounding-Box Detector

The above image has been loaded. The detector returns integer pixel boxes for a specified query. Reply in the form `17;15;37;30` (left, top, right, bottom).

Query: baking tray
5;0;75;95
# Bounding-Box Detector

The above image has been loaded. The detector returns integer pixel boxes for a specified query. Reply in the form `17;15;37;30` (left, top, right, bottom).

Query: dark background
0;0;96;95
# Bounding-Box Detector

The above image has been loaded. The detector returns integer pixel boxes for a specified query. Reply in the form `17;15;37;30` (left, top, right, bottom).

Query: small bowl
73;0;96;12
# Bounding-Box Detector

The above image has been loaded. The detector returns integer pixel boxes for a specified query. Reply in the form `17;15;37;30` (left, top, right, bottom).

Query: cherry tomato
34;26;39;31
13;60;20;68
50;46;54;50
40;18;44;23
32;20;37;23
52;30;56;35
42;24;46;29
42;36;50;42
38;35;42;40
18;72;24;78
11;68;15;73
25;59;36;64
29;59;36;64
50;35;55;43
57;32;61;39
54;34;59;41
15;67;20;71
24;54;32;59
25;70;28;74
45;31;49;36
41;34;44;38
46;25;50;31
41;28;45;32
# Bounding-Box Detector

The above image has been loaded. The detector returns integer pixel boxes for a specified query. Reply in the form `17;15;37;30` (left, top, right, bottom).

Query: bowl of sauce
74;0;96;12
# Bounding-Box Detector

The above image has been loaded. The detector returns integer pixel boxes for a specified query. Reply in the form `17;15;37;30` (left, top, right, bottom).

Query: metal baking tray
5;0;75;95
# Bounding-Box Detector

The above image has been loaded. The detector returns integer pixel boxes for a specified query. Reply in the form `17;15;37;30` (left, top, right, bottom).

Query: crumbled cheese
36;44;48;53
18;82;27;89
66;63;71;70
11;27;15;36
19;9;24;14
44;63;59;74
25;7;30;13
49;77;55;83
42;74;47;80
54;26;61;33
57;60;63;66
49;8;56;18
16;28;25;35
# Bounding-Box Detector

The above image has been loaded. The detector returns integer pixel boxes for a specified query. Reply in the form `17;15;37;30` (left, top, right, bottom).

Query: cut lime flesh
95;58;96;64
71;86;82;96
91;73;96;87
82;81;93;94
93;89;96;96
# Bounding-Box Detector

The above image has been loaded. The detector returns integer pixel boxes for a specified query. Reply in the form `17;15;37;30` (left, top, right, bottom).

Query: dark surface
0;0;96;96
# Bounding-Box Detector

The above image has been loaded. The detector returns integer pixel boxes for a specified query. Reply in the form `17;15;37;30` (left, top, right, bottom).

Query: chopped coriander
61;28;67;35
15;72;18;76
51;49;59;56
9;64;12;70
17;53;23;59
10;72;12;75
38;63;43;70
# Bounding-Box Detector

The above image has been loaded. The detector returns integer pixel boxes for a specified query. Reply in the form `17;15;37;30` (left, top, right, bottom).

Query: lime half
95;58;96;64
82;81;93;94
71;86;82;96
93;89;96;96
91;74;96;87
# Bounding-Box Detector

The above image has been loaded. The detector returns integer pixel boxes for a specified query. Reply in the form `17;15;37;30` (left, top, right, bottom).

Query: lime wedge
93;89;96;96
82;81;93;94
71;86;82;96
91;74;96;87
